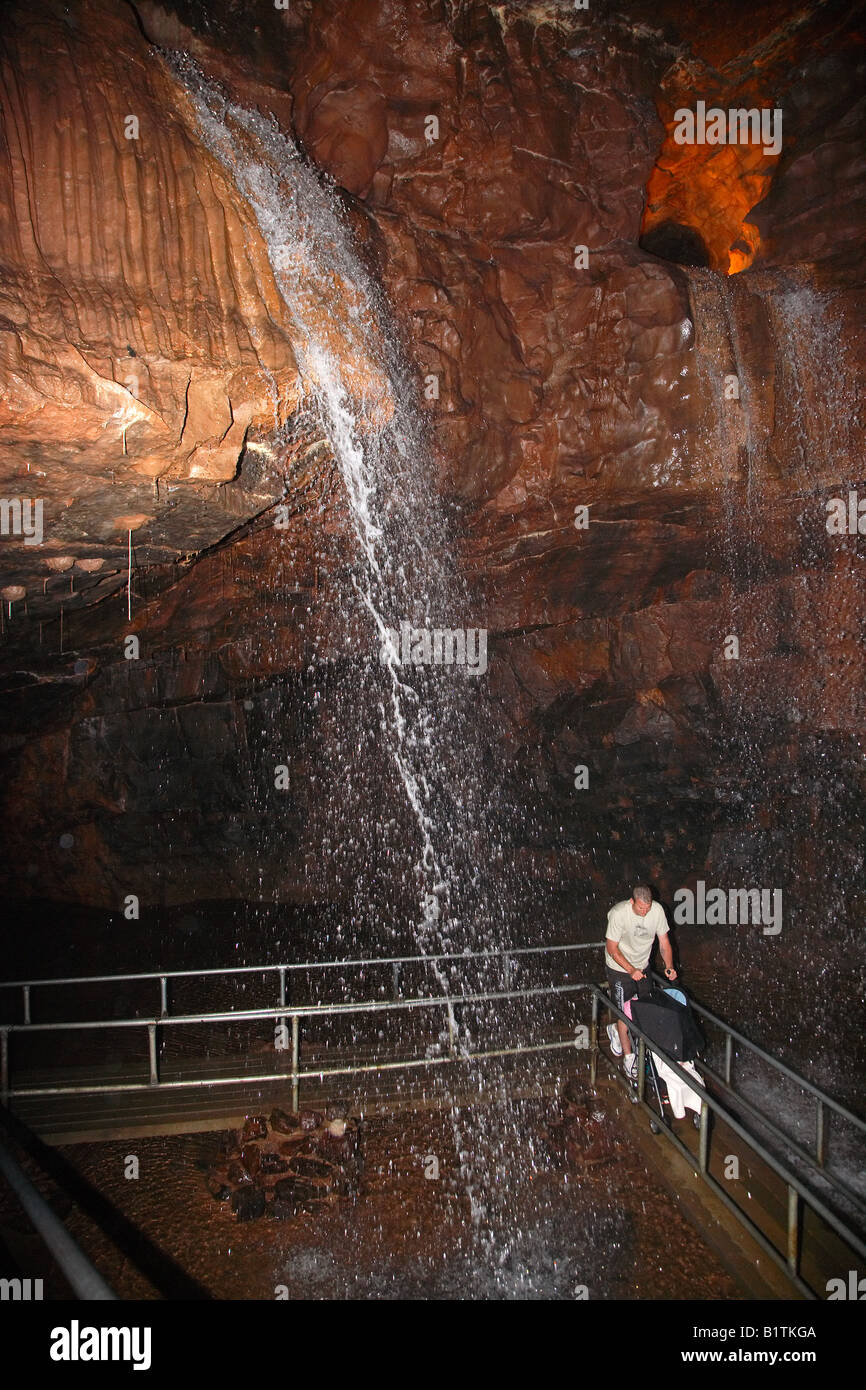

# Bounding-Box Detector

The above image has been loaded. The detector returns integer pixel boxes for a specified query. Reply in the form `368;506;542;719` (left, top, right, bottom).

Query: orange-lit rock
641;86;778;274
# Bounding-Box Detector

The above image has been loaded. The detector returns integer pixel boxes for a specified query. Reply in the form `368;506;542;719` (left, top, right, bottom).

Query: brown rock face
0;0;386;623
0;0;863;1018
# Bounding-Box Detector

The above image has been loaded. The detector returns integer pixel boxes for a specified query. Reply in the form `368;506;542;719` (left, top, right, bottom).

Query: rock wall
0;1;863;968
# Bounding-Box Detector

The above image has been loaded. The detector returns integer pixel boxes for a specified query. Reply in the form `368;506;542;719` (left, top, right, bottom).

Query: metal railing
590;986;866;1300
1;944;864;1299
647;968;866;1216
0;1111;116;1300
0;941;602;1112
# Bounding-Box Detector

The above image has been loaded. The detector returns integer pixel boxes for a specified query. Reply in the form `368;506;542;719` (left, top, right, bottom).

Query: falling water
684;266;772;791
683;261;865;1060
769;277;862;484
166;56;546;1259
170;62;464;954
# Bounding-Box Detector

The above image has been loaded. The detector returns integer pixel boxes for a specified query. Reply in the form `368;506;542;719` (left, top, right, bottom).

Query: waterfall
768;277;861;485
169;59;463;961
683;261;864;1001
166;57;535;1242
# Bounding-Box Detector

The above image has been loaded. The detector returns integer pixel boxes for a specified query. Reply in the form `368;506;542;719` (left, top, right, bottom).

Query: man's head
631;884;653;917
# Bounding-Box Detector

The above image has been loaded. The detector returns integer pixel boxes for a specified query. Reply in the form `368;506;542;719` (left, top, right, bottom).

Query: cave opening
639;219;712;268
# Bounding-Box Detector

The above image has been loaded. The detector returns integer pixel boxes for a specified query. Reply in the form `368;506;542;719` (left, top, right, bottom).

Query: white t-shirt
605;899;669;972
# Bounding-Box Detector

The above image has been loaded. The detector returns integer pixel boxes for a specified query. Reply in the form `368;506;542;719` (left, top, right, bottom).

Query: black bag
630;987;704;1062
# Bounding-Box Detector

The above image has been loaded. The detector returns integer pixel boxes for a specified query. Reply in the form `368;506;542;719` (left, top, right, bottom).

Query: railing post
501;953;512;991
446;1006;456;1059
787;1184;800;1275
147;1023;159;1086
637;1037;646;1101
589;990;599;1085
277;967;288;1051
724;1032;732;1086
699;1100;710;1173
22;985;31;1026
291;1015;300;1113
816;1099;826;1167
159;976;168;1018
0;1028;9;1103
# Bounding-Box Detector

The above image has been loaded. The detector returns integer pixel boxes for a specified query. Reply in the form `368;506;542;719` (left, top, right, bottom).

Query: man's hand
630;969;645;982
664;965;678;980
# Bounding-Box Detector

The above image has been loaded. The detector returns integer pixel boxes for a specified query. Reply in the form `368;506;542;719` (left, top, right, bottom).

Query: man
605;885;677;1081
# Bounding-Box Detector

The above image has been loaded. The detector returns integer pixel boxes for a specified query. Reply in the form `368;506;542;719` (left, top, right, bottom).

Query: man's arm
658;929;677;979
606;937;645;980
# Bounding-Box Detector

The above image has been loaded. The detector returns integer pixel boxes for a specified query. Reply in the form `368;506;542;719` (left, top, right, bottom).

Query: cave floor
0;1103;743;1301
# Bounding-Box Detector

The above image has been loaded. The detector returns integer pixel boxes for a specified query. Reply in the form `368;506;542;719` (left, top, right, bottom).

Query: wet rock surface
544;1082;623;1172
0;1;862;935
205;1108;362;1221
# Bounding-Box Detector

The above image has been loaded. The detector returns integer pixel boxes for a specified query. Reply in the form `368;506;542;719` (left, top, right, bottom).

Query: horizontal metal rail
8;1035;588;1099
592;985;866;1299
0;979;589;1099
0;980;589;1034
0;940;603;992
2;943;864;1301
647;969;866;1215
3;947;862;1178
3;942;863;1284
649;969;866;1137
0;1123;116;1300
698;1059;866;1219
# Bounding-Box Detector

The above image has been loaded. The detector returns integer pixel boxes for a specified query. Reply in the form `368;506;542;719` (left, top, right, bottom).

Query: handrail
0;979;592;1104
646;969;866;1218
648;969;866;1135
2;946;863;1298
0;940;604;992
590;985;866;1299
0;980;589;1033
0;1120;116;1300
3;947;862;1158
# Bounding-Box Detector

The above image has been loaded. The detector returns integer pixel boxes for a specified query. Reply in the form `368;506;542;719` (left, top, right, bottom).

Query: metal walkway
1;942;864;1300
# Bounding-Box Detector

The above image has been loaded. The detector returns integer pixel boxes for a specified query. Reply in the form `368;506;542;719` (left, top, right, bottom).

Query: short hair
632;885;652;904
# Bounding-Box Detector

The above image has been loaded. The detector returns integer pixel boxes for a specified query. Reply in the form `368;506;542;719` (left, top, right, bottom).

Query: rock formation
0;0;863;1013
205;1107;362;1221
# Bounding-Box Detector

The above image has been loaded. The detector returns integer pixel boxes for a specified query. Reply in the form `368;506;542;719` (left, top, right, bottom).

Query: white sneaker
623;1053;638;1082
606;1024;623;1057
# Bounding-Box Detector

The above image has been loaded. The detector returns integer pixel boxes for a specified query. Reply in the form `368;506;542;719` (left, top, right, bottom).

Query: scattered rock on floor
206;1104;362;1220
545;1086;622;1172
231;1186;266;1221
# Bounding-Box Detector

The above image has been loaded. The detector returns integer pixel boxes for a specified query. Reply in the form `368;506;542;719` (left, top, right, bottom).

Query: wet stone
278;1137;307;1156
289;1155;336;1180
273;1176;323;1205
231;1186;266;1222
270;1196;298;1221
259;1152;290;1176
241;1115;269;1144
269;1107;299;1135
240;1146;261;1177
